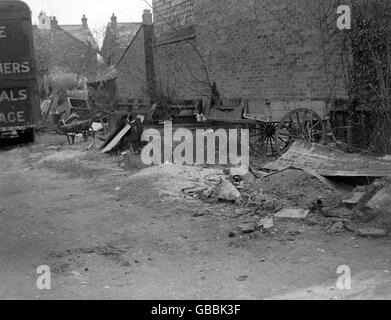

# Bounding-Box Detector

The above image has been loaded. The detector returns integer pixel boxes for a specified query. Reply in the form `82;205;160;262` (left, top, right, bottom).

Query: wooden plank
101;123;132;154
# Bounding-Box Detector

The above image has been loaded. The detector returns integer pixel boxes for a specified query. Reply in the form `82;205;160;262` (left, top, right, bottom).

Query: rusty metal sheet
264;141;391;177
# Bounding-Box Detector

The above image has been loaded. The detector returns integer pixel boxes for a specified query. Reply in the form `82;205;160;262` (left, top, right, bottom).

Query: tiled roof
100;21;142;66
60;25;98;48
110;22;142;48
87;65;118;83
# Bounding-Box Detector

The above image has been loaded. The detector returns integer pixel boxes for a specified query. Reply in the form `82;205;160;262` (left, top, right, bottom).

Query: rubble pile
130;141;391;239
195;170;389;239
253;169;338;208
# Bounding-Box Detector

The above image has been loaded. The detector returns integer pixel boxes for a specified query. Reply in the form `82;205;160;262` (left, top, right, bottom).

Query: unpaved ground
0;134;391;300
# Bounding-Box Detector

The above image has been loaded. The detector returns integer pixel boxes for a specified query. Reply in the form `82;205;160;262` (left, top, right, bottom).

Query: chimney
82;14;88;29
51;16;58;29
111;13;117;29
142;9;153;25
142;9;155;98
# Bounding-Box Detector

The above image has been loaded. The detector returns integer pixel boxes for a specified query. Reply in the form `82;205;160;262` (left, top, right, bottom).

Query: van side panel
0;1;39;133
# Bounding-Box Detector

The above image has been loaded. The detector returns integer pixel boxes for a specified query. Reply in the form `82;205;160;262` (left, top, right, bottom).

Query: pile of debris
180;141;391;239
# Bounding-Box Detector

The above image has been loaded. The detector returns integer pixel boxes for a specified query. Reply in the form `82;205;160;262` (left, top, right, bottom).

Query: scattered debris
306;216;320;226
230;165;256;185
366;183;391;212
356;210;378;224
100;116;144;154
216;179;242;202
204;174;224;185
237;275;248;282
239;222;257;234
344;221;359;233
301;168;342;191
326;222;345;235
254;168;337;209
352;181;385;221
71;271;81;277
233;208;253;218
287;229;302;236
182;186;209;199
101;122;132;154
320;206;352;219
356;228;388;238
130;150;390;242
258;218;274;230
91;122;104;132
192;210;208;218
343;193;367;205
275;208;310;219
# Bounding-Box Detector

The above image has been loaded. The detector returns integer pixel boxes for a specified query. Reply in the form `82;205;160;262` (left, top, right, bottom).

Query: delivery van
0;0;39;142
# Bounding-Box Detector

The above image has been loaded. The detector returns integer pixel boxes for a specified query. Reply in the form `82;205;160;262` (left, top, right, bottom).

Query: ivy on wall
341;0;391;153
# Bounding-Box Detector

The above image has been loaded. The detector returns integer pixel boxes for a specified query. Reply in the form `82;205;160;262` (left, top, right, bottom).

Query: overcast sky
24;0;150;29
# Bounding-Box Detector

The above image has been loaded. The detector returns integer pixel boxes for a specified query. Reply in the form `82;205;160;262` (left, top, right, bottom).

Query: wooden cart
208;100;328;157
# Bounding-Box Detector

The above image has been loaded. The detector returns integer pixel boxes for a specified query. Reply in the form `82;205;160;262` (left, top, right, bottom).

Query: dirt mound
131;164;224;199
255;169;337;208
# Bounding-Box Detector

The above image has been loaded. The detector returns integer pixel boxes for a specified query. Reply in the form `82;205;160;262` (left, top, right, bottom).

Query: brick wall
152;0;346;119
153;0;195;37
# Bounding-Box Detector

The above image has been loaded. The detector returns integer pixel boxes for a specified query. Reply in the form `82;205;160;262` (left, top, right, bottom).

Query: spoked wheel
249;122;280;158
275;108;326;155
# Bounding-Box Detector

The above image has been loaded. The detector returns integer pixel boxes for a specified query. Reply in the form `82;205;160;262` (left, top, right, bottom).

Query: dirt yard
0;133;391;300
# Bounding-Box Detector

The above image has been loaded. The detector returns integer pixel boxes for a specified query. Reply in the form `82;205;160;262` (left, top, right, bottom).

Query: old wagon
207;99;328;157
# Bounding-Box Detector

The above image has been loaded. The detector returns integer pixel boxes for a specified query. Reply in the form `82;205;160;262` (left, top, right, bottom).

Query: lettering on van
0;89;28;125
0;89;28;102
0;26;6;38
0;61;30;75
0;111;25;124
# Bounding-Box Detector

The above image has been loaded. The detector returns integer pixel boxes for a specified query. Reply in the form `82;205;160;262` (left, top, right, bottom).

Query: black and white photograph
1;0;391;304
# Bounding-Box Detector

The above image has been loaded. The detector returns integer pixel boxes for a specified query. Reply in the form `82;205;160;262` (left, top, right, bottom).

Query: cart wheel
275;108;326;155
250;122;279;158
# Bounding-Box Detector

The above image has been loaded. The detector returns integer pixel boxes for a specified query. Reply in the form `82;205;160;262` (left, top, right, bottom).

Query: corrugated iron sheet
264;141;391;177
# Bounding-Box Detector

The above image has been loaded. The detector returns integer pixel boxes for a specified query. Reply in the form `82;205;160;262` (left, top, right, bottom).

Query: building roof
87;65;118;83
111;22;142;48
100;21;142;66
59;25;98;48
